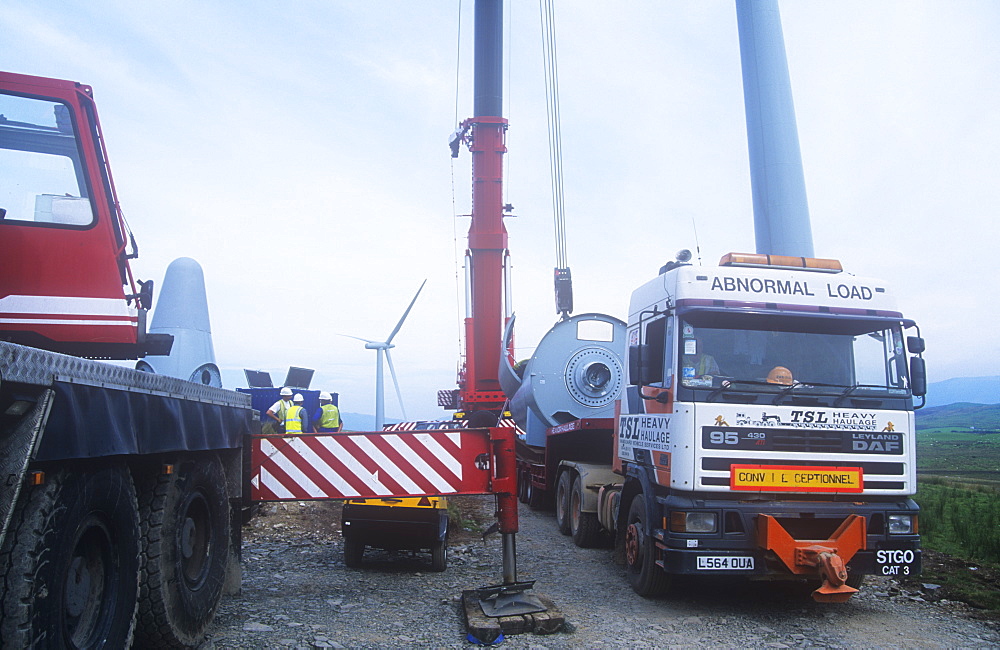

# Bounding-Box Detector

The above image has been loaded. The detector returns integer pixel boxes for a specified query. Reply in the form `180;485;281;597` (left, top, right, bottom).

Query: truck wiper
771;380;852;405
834;383;892;407
706;378;772;402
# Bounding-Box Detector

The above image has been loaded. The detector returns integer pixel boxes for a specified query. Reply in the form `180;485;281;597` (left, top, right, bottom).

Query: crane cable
540;0;572;316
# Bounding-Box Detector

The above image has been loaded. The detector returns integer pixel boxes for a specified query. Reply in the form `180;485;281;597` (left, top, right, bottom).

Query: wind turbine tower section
736;0;815;258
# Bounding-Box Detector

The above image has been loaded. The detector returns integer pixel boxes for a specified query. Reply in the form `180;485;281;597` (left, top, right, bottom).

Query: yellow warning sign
730;465;863;493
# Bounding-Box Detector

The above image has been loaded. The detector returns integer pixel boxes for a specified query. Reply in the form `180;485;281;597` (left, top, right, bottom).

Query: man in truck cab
681;332;721;385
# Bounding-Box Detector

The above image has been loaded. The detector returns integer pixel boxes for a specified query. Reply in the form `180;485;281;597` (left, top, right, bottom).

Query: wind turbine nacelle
499;313;626;447
136;257;221;387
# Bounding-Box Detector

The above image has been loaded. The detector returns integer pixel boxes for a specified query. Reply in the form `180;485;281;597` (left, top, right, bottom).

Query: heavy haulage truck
0;71;256;647
504;251;927;602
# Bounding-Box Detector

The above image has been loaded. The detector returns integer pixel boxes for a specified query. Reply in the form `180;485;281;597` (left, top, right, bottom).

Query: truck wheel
526;479;545;510
0;466;140;647
135;456;230;647
431;540;448;572
846;573;865;589
570;475;602;548
344;538;364;568
624;496;670;597
555;471;572;535
517;471;529;504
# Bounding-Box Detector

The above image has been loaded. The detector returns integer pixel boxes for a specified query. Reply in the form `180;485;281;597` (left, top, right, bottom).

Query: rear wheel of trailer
570;474;602;548
555;471;572;535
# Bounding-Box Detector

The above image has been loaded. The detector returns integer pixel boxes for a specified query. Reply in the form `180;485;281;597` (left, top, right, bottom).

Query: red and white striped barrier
250;430;493;501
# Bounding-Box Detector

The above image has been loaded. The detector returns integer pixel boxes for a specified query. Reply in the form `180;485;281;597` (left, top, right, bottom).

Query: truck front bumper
653;494;921;580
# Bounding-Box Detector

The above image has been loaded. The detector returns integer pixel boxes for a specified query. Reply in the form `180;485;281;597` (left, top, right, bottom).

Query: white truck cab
617;252;925;601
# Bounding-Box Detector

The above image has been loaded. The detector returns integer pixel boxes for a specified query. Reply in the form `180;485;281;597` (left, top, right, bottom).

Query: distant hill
916;402;1000;432
925;376;999;408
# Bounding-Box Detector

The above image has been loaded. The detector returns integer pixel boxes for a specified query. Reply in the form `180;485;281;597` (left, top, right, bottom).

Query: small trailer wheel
344;538;365;568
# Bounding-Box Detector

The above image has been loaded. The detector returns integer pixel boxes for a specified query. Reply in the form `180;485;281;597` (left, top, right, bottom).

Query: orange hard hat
766;366;793;385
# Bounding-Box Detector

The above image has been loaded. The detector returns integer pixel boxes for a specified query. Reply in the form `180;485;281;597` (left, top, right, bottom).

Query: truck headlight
887;513;915;534
670;511;717;534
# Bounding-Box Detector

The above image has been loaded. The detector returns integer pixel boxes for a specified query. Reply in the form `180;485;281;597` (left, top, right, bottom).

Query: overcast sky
3;1;998;420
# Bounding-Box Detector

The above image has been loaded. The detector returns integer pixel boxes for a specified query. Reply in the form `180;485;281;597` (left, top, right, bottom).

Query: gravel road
206;498;999;648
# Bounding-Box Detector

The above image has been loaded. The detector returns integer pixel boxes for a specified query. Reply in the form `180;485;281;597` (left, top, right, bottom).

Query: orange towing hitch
757;514;867;603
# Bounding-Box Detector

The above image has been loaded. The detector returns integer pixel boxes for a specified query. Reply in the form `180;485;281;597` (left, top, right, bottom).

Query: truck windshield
0;92;93;226
677;310;909;396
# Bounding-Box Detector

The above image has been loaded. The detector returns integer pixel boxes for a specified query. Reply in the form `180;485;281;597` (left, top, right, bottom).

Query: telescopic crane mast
443;0;510;419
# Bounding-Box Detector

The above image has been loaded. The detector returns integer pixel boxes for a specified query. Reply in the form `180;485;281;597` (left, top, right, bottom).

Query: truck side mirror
906;336;925;354
909;356;926;397
628;344;659;386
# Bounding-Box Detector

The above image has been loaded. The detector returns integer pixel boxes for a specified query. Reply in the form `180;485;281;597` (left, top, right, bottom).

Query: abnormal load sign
730;464;864;493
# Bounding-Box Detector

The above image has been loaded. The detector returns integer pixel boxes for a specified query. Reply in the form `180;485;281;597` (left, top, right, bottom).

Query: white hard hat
280;387;293;397
319;391;332;401
293;393;304;402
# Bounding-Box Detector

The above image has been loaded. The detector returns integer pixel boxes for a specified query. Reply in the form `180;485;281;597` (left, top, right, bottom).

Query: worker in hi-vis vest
313;391;343;432
263;386;294;434
284;393;310;434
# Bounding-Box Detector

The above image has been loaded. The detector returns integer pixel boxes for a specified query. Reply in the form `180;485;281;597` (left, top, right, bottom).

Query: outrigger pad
477;581;546;617
479;591;547;618
462;589;564;641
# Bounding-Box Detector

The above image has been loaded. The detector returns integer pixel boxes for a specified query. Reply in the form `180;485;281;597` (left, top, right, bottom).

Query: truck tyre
526;479;545;510
846;573;865;589
517;471;529;504
430;518;449;572
570;475;602;548
0;465;140;648
624;496;670;597
554;471;573;535
344;538;364;568
135;456;230;648
431;540;448;572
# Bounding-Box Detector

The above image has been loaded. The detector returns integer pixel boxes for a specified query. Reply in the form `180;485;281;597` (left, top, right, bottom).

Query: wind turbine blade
338;333;378;345
385;349;408;421
385;279;427;344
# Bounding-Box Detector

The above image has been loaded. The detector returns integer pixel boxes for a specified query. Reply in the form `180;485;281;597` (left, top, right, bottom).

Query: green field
916;402;1000;479
913;402;1000;612
917;427;1000;479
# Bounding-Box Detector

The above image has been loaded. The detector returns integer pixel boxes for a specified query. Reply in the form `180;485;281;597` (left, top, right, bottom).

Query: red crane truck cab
0;71;167;359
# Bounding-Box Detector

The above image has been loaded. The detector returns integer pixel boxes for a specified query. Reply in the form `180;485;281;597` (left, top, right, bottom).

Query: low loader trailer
504;251;927;602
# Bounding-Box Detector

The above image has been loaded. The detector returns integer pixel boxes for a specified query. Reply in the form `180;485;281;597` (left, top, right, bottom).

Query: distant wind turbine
342;280;426;430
